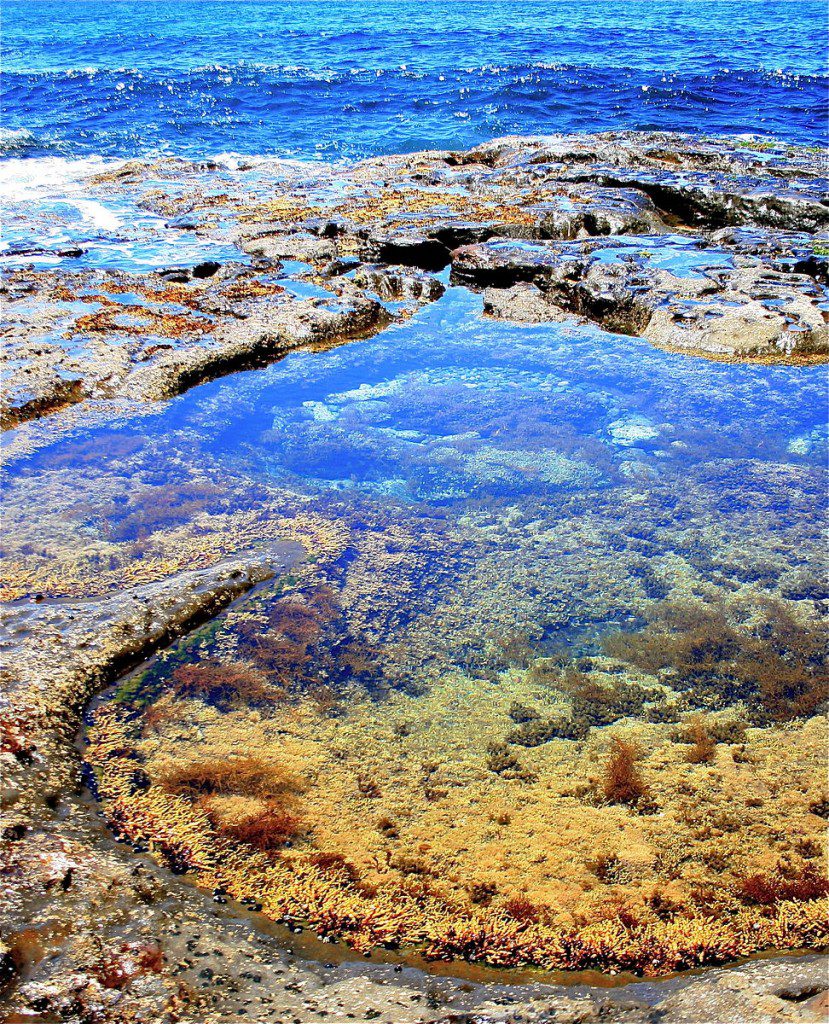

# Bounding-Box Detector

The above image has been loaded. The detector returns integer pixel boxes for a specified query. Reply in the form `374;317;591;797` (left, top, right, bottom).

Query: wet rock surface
1;263;392;429
3;132;826;436
452;237;828;356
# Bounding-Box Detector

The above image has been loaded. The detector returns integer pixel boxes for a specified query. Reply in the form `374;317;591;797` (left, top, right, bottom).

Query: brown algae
84;584;828;975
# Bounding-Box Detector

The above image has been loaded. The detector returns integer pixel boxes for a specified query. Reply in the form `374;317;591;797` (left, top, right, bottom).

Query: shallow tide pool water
4;280;827;971
2;0;828;995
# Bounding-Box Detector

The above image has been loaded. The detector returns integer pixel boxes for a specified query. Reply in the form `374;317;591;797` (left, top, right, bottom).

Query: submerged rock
483;282;569;322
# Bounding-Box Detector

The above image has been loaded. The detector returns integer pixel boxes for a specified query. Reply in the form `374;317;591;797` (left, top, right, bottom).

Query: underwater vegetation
169;662;280;711
157;756;305;853
82;698;829;974
83;572;829;975
679;717;719;765
603;596;828;724
735;866;829;906
232;584;383;699
8;270;824;979
234;586;340;684
157;755;302;802
600;738;651;810
104;480;229;543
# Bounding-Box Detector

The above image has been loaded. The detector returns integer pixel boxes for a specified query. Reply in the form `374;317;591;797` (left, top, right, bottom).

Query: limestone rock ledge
3;131;827;436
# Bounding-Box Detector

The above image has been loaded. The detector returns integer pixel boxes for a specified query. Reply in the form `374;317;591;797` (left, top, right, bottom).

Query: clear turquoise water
8;287;827;660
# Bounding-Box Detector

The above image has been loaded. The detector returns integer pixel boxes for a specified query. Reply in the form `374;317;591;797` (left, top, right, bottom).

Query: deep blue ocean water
2;0;827;161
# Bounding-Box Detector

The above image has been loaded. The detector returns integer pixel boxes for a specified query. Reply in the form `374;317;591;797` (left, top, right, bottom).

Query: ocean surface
2;0;827;162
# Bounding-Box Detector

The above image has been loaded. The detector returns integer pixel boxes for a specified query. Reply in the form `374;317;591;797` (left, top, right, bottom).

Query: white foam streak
0;156;124;203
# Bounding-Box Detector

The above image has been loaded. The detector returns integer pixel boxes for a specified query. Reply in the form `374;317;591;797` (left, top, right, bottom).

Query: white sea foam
72;199;123;232
0;155;124;203
0;127;40;152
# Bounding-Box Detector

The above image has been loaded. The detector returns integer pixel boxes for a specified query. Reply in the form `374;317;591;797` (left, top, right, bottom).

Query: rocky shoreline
1;132;827;1021
3;132;828;444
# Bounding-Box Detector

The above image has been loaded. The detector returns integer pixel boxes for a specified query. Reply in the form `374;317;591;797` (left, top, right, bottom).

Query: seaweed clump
601;738;651;809
485;742;537;782
157;757;305;854
507;714;587;746
560;669;660;729
603;598;828;724
87;706;829;977
105;480;225;542
170;661;278;711
678;716;718;764
505;667;660;747
735;866;829;906
220;803;302;852
233;586;381;697
157;756;302;802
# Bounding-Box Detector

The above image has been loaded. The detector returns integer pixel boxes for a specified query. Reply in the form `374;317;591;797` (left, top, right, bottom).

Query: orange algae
70;305;210;340
86;668;829;975
238;184;540;232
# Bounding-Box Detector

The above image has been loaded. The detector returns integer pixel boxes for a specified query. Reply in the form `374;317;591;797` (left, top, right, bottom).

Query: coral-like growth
503;895;544;923
357;775;382;798
140;703;175;736
376;815;399;837
308;852;360;881
507;714;587;745
86;706;829;977
468;881;498;906
508;667;661;745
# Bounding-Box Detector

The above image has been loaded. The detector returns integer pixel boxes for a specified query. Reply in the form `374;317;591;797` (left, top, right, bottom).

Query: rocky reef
3;132;827;437
1;132;827;1022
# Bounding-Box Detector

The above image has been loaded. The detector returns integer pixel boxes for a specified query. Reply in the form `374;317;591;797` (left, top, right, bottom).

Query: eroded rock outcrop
3;132;827;437
0;264;392;428
452;237;828;356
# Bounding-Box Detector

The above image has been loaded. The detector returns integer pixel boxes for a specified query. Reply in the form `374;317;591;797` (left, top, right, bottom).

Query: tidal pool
4;285;827;973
